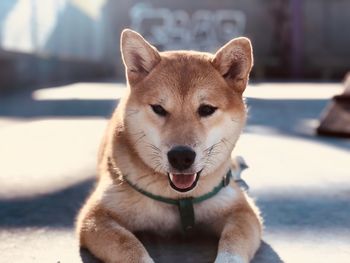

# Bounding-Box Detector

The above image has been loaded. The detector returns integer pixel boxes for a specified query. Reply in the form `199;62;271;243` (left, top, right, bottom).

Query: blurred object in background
317;73;350;138
0;0;115;94
1;0;350;94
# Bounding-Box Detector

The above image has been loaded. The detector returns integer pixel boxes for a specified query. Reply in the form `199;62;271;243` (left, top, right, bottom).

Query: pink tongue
171;174;196;189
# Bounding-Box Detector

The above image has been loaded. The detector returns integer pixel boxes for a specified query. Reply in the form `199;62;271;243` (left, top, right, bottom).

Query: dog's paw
214;252;246;263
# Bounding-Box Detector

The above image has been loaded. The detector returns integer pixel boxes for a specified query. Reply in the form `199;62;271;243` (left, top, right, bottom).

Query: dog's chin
167;170;202;193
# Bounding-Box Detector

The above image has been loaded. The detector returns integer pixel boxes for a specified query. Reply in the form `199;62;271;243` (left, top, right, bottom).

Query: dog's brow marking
155;97;167;105
198;94;208;103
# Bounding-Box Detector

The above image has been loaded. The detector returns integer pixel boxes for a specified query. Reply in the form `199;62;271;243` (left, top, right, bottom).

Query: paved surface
0;82;349;262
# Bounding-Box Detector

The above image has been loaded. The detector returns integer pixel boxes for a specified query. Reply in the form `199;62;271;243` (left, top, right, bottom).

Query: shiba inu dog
76;29;262;263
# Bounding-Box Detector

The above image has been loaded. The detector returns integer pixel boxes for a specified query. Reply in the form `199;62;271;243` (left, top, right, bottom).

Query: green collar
123;170;233;233
123;170;232;205
107;157;248;233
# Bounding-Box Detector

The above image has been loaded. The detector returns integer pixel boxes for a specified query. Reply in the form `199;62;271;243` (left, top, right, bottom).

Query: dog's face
121;29;253;193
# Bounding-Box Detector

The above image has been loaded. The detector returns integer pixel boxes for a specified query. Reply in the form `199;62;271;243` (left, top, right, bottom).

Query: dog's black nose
167;146;196;171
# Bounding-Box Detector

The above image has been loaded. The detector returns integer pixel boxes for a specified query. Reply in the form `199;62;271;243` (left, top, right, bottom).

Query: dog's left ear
211;37;253;93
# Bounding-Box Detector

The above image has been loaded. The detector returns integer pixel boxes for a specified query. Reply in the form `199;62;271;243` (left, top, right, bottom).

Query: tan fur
76;29;262;263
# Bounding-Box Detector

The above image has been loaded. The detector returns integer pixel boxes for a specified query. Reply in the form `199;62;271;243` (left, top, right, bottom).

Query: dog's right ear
211;37;253;93
121;29;160;84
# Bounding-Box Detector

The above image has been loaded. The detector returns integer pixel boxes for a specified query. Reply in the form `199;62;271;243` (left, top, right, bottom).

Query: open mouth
167;170;202;193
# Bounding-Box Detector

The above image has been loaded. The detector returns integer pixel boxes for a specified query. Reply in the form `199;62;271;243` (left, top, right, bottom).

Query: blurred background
1;0;350;91
0;1;349;263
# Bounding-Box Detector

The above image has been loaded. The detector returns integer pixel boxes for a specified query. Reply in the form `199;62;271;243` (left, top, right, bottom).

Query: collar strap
122;168;232;233
107;157;248;233
122;170;232;206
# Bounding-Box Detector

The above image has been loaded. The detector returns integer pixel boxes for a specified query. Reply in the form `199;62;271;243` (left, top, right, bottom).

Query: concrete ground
0;82;349;263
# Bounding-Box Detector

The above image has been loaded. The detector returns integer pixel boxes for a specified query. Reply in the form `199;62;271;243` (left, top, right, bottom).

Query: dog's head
120;29;253;193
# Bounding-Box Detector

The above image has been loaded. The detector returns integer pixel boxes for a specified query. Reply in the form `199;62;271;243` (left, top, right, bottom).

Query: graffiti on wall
130;3;246;52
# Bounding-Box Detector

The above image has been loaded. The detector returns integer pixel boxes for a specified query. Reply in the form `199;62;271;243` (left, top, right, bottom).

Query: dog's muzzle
167;145;200;192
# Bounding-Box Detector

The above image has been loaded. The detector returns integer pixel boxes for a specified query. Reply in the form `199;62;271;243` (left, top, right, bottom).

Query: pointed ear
211;37;253;93
120;29;160;84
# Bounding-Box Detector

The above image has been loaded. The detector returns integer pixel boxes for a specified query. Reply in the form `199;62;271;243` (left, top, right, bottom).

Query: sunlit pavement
0;82;349;263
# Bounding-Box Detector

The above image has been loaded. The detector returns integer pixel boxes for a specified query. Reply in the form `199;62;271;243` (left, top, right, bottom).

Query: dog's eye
198;104;218;117
150;104;168;117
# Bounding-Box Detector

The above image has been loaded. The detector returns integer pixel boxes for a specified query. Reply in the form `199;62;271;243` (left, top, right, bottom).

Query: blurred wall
104;0;280;79
1;0;350;92
0;0;113;61
0;0;115;93
302;0;350;79
105;0;350;80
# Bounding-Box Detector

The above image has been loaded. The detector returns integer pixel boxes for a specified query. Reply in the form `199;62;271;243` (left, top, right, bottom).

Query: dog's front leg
78;208;153;263
214;204;261;263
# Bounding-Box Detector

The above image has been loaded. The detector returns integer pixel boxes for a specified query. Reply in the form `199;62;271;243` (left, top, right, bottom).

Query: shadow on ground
1;177;348;232
245;98;350;152
80;239;284;263
0;176;286;262
0;178;95;227
255;192;350;231
0;96;117;118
